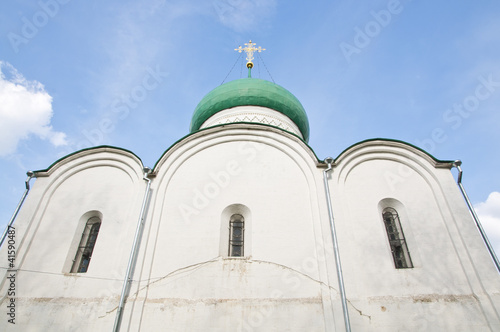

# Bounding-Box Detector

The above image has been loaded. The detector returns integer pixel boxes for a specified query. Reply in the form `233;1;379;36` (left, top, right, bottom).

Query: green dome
189;78;310;142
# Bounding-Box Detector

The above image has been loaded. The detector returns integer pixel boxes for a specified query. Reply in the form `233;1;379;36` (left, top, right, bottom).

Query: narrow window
71;216;101;273
382;208;413;269
229;214;244;257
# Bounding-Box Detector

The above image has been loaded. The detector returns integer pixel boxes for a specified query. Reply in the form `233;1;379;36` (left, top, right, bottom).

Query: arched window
229;214;244;257
71;216;101;273
382;208;413;269
220;204;251;258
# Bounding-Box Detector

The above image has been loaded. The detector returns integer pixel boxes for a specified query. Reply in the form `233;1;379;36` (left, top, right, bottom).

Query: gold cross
235;40;265;68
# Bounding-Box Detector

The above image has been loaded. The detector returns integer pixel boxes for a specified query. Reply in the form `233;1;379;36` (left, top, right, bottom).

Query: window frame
228;214;245;257
71;216;101;273
382;207;413;269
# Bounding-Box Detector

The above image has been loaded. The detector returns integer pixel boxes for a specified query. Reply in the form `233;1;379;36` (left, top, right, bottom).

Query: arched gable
11;146;148;287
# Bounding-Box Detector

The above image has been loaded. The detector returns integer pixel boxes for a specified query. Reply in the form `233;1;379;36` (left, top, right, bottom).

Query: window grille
229;214;244;257
382;208;413;269
71;216;101;273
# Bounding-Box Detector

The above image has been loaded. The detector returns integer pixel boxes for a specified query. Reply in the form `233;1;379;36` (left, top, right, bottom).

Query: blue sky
1;0;499;254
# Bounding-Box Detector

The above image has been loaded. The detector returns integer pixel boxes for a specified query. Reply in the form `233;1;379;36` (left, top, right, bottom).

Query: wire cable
220;52;243;85
257;52;275;83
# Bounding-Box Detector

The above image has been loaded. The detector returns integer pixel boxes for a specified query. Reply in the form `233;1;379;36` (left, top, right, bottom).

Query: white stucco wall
123;126;335;331
0;148;147;331
0;124;499;331
329;140;500;330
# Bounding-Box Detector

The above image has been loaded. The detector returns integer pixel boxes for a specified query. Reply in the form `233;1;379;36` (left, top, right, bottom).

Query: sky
0;0;499;256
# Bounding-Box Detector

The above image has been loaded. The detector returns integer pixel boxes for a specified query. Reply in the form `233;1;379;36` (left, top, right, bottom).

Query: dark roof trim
34;145;144;175
333;138;455;165
33;136;454;176
153;122;322;170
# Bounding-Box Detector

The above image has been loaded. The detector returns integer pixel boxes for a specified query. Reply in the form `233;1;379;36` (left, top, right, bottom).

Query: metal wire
221;52;243;85
257;52;275;83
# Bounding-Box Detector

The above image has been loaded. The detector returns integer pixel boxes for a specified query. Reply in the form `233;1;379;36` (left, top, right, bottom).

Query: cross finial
235;40;266;69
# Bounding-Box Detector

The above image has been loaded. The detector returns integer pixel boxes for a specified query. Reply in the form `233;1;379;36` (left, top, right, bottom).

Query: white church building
1;43;500;331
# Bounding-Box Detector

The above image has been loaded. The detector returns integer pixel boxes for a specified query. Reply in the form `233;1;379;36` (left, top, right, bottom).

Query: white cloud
0;61;67;156
212;0;277;32
475;191;500;256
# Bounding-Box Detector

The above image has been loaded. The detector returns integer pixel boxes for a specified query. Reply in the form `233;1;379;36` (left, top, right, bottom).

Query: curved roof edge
153;122;322;172
332;138;455;167
32;138;455;177
34;145;144;176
